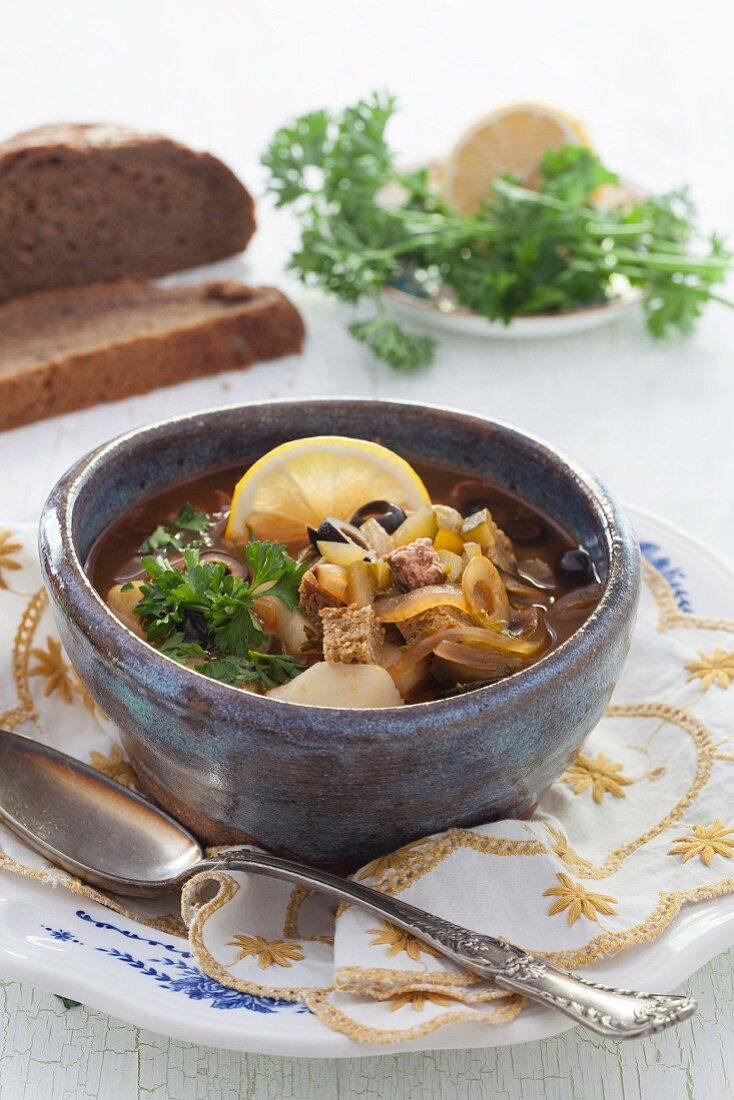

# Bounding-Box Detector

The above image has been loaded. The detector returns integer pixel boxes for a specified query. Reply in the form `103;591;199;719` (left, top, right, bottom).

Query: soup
87;445;602;707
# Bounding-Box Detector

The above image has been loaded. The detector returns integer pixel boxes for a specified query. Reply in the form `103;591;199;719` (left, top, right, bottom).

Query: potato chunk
106;581;146;638
266;662;404;708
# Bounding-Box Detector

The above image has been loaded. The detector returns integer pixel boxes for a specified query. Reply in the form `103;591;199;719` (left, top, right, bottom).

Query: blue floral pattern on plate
640;541;693;612
42;910;304;1014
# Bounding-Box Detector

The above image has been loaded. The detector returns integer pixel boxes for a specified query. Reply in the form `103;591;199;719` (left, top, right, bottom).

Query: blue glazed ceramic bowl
39;400;640;869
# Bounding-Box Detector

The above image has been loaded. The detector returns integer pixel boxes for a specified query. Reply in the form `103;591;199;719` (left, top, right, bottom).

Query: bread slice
0;123;255;301
0;278;304;431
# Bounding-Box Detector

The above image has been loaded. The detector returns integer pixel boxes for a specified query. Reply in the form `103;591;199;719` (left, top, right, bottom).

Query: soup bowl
39;400;640;870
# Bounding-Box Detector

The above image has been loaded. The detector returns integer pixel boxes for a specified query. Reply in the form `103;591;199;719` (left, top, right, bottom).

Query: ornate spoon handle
199;849;696;1039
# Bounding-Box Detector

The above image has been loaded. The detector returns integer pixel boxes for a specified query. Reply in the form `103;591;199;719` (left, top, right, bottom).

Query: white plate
0;505;731;1056
382;281;642;340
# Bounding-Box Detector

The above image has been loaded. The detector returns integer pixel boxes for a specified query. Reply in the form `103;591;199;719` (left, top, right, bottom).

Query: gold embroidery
0;530;22;589
367;920;441;961
562;752;632;803
667;820;734;866
358;838;431;882
1;588;47;730
685;647;734;691
184;872;318;1000
543;825;595;873
89;746;138;788
27;634;98;714
303;989;524;1044
643;559;734;635
543;874;617;925
29;636;75;704
228;933;305;969
388;991;458;1012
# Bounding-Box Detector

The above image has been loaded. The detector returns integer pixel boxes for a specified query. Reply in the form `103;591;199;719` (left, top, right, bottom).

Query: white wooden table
2;2;733;1096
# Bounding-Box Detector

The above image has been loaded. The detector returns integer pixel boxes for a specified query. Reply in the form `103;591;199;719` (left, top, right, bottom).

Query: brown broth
86;457;602;700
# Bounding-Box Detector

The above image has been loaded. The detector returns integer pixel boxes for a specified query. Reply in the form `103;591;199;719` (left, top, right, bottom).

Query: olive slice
307;517;369;549
349;500;407;534
198;550;249;579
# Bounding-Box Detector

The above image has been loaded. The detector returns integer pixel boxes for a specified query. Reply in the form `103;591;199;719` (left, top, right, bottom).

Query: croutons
398;605;474;645
320;605;384;665
386;538;444;591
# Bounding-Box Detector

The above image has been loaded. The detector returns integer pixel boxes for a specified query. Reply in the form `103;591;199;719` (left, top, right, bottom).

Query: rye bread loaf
0;123;255;301
0;278;304;432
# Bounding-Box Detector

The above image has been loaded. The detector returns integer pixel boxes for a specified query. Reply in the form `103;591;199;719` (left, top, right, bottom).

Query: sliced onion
550;584;603;622
374;585;468;623
462;556;510;626
502;573;545;603
311;563;349;603
508;605;540;636
388;621;547;680
433;640;525;674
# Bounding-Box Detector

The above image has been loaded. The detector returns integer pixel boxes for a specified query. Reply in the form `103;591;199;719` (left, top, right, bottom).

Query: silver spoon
0;728;695;1039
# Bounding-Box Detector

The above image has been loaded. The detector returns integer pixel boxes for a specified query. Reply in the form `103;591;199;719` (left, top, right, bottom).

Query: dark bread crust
0;279;304;432
0;123;255;301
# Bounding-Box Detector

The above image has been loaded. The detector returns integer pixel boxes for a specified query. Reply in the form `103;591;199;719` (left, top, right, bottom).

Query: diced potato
433;528;464;555
392;505;437;547
267;662;404;708
316;540;369;567
106;582;146;638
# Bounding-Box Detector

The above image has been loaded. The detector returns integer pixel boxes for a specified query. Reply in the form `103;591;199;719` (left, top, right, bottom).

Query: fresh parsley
134;544;307;689
262;93;732;369
138;502;212;554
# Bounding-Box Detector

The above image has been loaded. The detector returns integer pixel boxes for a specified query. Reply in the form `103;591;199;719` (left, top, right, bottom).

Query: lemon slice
226;436;431;544
441;102;588;214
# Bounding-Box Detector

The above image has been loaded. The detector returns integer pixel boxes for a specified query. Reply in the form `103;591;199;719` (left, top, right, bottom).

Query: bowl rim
38;397;640;719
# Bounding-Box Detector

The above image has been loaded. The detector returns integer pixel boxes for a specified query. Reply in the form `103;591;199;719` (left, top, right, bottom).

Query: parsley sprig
138;502;212;555
135;543;307;689
262;93;732;369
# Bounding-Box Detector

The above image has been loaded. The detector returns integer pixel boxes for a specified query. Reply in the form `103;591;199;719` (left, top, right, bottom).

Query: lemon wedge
226;436;431;545
441;102;588;215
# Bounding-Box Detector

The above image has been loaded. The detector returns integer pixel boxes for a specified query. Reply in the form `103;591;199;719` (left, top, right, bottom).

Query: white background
1;1;733;1096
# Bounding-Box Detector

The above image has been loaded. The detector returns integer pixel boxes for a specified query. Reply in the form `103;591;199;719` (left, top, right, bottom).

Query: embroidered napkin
1;523;733;1043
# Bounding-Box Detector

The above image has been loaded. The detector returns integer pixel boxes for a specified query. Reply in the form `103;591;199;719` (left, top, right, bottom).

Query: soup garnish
89;437;602;707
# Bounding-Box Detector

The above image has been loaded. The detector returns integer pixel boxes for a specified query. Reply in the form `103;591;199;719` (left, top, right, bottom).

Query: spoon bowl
0;728;202;893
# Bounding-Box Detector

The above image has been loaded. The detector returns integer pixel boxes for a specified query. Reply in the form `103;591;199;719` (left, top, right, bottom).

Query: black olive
349;500;407;534
198;550;249;579
559;547;593;577
307;518;369;549
182;611;210;644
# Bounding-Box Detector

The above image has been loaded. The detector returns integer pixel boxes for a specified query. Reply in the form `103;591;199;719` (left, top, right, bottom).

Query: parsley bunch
262;93;732;369
132;543;307;689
